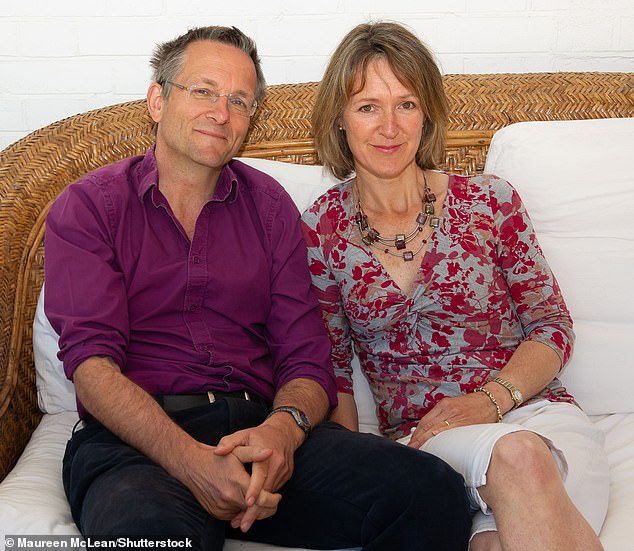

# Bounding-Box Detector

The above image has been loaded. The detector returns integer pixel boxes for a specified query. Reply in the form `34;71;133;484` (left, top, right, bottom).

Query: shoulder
49;154;147;219
449;173;520;209
302;180;352;226
229;159;291;203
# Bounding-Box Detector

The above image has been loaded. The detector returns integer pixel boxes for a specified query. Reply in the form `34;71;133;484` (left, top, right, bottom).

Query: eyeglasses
165;81;258;117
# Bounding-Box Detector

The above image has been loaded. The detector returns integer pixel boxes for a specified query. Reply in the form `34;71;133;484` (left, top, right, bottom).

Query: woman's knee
489;431;560;485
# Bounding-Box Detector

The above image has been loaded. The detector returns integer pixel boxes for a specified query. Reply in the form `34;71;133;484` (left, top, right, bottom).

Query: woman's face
341;57;425;182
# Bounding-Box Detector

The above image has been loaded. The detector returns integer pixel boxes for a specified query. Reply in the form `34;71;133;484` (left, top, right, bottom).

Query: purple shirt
44;147;337;416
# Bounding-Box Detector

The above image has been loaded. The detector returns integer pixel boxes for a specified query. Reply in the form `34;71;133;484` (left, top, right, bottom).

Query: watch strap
490;377;523;408
266;406;311;434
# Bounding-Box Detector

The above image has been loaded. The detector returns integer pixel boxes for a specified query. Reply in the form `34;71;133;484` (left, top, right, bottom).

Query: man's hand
214;413;305;531
181;440;282;528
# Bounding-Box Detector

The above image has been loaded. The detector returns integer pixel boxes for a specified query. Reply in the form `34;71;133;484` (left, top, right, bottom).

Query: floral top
301;174;576;440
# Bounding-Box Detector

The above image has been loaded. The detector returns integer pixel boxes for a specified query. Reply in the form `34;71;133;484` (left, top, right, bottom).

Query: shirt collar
138;146;239;206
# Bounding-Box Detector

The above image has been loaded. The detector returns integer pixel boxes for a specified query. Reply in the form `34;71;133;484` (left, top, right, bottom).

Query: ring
444;420;451;427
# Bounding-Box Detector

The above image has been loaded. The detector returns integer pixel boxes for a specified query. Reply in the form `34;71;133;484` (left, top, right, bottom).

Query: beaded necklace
354;171;441;262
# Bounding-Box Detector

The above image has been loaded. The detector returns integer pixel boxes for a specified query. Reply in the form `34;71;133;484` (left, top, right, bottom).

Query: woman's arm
329;392;360;431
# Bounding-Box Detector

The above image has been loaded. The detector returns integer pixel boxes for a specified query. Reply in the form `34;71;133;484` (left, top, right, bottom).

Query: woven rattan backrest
0;72;633;480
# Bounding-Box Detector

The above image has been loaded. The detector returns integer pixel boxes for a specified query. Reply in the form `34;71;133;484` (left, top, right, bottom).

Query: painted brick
0;99;25;130
113;58;152;96
5;60;112;95
617;17;634;49
556;15;618;51
19;21;78;57
0;22;19;56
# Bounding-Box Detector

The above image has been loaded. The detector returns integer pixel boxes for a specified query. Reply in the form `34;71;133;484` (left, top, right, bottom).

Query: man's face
149;40;257;174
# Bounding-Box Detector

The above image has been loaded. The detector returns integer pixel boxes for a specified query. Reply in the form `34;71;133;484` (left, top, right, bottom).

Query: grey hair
149;25;266;104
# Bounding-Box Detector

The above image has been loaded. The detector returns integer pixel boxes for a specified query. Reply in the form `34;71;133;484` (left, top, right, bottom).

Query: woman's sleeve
490;176;575;369
301;205;356;394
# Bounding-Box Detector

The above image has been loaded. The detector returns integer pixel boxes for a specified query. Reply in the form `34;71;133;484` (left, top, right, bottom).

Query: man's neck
155;151;225;240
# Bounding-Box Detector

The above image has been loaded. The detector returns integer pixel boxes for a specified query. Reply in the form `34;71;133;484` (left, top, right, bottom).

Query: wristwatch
266;406;312;434
491;377;523;408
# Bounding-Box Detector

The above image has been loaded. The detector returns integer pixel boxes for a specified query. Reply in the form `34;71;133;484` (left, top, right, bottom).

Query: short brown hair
150;25;266;105
313;22;448;180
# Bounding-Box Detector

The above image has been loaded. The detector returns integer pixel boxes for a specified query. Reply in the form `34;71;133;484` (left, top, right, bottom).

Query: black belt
156;390;269;412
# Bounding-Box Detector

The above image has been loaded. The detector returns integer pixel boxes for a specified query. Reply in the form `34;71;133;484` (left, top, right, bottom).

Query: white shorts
397;400;609;538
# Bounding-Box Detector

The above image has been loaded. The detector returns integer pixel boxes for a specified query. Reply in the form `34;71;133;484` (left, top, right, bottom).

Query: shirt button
192;256;201;264
189;304;199;312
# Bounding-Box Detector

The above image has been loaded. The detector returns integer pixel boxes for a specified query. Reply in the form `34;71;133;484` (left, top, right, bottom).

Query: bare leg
477;431;604;551
470;530;502;551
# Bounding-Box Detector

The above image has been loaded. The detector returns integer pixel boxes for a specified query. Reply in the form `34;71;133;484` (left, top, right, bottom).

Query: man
45;26;470;550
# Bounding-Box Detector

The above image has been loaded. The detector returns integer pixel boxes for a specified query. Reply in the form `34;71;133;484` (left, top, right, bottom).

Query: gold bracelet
475;386;503;422
490;376;523;408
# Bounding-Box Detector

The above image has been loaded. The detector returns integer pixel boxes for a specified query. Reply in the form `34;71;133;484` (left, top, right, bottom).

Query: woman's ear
146;82;164;123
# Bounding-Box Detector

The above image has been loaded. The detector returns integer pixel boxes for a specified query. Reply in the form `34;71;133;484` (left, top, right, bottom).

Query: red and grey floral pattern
301;174;575;440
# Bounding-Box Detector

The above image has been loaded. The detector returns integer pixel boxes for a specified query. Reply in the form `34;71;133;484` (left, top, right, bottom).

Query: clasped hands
407;391;502;449
185;416;302;533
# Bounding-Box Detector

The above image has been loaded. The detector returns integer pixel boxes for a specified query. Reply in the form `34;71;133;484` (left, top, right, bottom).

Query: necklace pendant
355;211;368;231
395;234;406;250
430;216;441;228
424;203;435;215
403;251;414;262
416;212;428;226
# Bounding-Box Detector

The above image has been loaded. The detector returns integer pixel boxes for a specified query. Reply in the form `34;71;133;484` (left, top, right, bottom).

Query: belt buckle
206;390;251;402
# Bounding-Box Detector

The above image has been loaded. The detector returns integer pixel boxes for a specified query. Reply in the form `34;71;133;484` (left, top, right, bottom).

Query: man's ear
147;82;164;123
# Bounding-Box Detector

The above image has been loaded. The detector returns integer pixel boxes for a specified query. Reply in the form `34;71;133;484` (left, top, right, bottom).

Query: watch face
271;406;311;433
294;409;311;431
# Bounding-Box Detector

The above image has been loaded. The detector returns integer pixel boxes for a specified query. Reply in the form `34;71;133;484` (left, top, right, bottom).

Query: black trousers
63;398;471;550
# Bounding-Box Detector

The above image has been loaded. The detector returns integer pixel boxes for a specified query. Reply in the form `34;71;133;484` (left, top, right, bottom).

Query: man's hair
150;25;266;104
313;21;449;180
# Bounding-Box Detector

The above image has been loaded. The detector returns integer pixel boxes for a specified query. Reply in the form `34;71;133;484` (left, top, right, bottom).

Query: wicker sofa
1;72;633;550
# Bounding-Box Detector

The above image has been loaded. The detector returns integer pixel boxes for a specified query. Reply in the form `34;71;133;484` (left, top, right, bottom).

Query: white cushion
33;285;77;413
236;157;339;212
484;118;634;415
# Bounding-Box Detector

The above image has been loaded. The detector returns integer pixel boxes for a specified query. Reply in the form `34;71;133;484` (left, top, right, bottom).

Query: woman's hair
149;25;267;105
313;21;449;180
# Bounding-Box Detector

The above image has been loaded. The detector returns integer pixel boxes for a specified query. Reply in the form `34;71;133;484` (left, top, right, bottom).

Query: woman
301;21;609;551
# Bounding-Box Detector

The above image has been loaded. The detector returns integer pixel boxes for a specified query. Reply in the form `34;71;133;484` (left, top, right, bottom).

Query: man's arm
73;356;281;521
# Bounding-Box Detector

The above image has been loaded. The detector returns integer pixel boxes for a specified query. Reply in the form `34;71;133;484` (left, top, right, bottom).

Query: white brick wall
1;0;633;150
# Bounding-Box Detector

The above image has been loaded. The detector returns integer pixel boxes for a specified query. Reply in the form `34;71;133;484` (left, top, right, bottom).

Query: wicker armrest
1;73;632;481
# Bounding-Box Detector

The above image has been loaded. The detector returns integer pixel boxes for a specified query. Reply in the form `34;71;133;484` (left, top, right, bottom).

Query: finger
408;427;437;449
214;432;247;455
228;445;273;465
245;459;269;507
234;491;281;532
230;511;245;530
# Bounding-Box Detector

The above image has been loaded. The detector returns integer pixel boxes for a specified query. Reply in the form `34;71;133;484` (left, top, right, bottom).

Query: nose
379;110;399;139
206;95;230;123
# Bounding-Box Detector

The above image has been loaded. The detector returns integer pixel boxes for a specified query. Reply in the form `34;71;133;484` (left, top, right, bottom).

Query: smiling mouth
373;144;401;153
196;129;228;141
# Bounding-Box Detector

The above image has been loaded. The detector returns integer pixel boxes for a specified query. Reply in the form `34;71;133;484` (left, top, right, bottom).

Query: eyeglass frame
163;81;258;117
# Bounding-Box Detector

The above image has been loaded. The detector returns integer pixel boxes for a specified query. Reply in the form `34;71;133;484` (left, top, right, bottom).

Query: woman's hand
407;391;501;449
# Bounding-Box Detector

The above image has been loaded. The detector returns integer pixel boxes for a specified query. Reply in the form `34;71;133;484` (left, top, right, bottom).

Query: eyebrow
199;77;252;99
351;93;418;103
